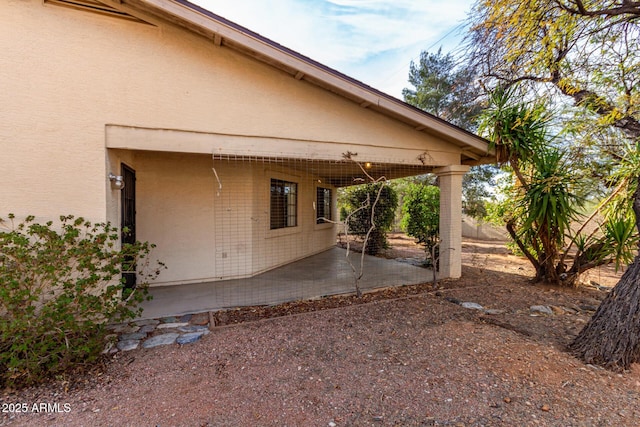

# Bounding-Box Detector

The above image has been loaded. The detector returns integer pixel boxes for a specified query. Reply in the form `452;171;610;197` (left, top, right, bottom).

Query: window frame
316;186;333;225
270;178;298;230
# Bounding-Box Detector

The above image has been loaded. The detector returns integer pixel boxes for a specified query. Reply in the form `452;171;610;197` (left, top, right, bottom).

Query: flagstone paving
106;313;211;353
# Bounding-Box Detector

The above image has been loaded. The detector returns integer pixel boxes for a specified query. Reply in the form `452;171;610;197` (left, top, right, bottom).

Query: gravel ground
2;238;639;426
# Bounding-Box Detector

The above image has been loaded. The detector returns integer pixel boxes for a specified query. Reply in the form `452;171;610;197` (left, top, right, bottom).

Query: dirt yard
2;235;639;426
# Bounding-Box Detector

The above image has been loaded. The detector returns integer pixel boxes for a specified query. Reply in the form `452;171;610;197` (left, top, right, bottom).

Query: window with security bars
270;178;298;229
316;187;332;224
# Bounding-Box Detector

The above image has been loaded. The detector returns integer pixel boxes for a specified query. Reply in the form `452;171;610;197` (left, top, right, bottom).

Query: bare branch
486;71;640;140
325;152;390;297
555;0;640;20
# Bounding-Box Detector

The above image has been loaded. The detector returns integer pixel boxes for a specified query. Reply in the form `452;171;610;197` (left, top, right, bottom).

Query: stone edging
105;312;211;353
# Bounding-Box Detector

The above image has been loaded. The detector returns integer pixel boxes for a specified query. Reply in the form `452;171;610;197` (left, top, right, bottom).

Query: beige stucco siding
251;165;337;276
2;1;473;285
106;152;336;286
105;125;460;166
2;1;461;223
134;152;218;284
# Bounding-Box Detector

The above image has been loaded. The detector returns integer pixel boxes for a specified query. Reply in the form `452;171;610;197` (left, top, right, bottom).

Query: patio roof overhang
100;0;494;166
106;125;443;187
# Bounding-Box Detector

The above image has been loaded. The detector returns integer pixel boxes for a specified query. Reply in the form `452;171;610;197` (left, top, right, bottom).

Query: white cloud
192;0;473;97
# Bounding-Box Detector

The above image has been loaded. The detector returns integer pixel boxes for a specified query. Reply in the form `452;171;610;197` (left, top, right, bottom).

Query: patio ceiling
248;158;434;188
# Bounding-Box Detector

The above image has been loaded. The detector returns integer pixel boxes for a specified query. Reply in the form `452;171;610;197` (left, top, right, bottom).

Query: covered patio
4;0;493;326
138;246;432;320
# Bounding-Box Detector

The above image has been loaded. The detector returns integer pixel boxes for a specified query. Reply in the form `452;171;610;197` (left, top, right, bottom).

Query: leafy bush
342;183;398;255
401;183;440;264
0;215;163;388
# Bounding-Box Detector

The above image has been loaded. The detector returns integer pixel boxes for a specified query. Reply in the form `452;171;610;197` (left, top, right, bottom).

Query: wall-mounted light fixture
108;172;125;190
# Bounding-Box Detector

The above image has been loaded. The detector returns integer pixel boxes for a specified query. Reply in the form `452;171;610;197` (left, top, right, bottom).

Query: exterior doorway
121;164;136;291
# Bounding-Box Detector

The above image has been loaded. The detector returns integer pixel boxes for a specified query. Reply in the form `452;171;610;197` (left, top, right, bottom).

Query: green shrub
401;183;440;264
342;183;398;255
0;215;163;388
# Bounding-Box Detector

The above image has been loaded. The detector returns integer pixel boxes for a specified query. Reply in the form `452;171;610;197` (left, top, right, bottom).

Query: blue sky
192;0;474;99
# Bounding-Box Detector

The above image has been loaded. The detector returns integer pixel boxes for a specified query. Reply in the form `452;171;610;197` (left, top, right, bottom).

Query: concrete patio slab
138;247;432;320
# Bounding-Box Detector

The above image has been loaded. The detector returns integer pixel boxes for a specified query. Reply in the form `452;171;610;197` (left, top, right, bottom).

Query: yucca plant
479;86;550;187
479;87;633;285
602;215;638;270
519;148;584;282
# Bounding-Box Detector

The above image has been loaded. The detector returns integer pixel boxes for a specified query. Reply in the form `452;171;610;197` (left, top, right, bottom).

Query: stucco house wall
2;0;490;286
103;150;338;285
2;0;460;220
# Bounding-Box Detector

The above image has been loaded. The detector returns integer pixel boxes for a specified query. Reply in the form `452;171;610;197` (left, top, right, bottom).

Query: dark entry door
121;164;136;291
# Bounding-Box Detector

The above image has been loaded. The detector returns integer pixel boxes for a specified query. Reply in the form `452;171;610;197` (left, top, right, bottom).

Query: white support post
435;165;470;279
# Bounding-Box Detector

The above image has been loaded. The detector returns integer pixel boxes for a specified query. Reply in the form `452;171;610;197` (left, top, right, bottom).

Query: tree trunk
569;180;640;370
539;226;561;284
569;256;640;371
